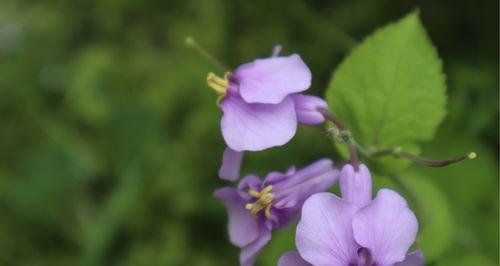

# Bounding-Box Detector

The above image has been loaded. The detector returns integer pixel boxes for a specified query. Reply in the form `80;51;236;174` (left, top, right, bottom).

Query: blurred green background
0;0;497;265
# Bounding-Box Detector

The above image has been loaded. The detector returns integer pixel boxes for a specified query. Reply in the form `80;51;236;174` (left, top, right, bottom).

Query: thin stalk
185;37;229;73
318;108;476;167
319;109;346;130
371;147;476;167
397;151;476;167
349;143;359;171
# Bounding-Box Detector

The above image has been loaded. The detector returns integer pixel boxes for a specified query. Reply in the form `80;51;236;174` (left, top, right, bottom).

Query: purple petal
218;147;244;181
296;193;359;266
339;164;372;207
220;94;297;151
394;250;425;266
291;94;328;125
352;189;418;266
268;207;298;228
213;187;259;247
237;174;262;201
239;220;272;266
238;174;262;191
278;251;313;266
272;159;338;209
262;166;297;187
234;54;312;104
263;171;288;185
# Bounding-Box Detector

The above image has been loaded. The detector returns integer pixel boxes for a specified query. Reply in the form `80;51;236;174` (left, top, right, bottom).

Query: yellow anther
207;72;232;106
261;185;273;194
207;72;230;95
246;185;275;221
468;152;477;160
248;189;261;198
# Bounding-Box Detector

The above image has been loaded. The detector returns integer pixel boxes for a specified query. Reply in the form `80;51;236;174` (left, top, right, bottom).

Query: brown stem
397;151;476;167
370;147;476;167
319;109;346;130
349;143;359;171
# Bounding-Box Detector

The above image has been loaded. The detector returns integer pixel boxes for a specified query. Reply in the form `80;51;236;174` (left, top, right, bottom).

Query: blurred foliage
0;0;497;266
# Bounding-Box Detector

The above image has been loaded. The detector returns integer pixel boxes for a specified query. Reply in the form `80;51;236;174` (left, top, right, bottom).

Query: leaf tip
402;8;423;25
412;7;421;16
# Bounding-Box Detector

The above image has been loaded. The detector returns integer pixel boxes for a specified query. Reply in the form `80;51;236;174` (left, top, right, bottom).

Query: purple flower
217;54;328;151
278;164;423;266
214;159;339;266
209;47;328;180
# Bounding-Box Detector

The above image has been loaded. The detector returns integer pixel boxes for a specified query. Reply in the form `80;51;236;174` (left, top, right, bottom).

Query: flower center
357;247;375;266
206;72;231;104
245;185;274;221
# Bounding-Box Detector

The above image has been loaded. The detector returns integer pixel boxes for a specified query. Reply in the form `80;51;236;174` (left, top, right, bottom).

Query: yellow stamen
206;72;231;103
265;204;272;220
246;185;275;221
248;189;261;198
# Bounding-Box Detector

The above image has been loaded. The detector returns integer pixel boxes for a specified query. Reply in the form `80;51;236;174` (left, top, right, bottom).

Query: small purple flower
278;164;423;266
214;159;339;266
208;47;328;180
217;54;328;151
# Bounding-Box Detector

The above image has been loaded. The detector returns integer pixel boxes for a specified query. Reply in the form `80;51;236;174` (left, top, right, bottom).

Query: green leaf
373;173;453;261
436;253;496;266
326;12;446;170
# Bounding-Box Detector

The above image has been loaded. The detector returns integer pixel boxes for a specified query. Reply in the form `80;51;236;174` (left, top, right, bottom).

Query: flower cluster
208;47;423;266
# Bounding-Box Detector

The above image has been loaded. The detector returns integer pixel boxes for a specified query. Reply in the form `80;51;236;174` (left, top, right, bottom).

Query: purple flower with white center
208;47;328;180
214;159;339;266
278;164;423;266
